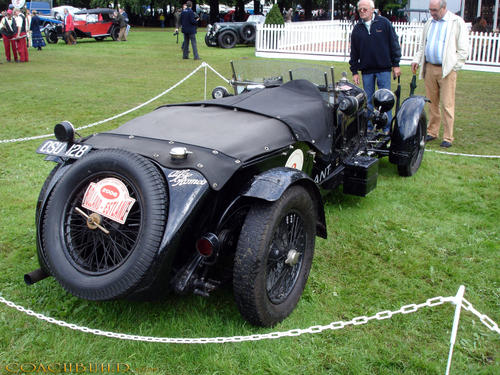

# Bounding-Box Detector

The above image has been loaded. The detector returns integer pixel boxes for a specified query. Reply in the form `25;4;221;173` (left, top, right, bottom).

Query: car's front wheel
233;186;316;327
205;33;217;47
45;29;58;44
397;113;427;177
42;149;168;300
217;30;237;49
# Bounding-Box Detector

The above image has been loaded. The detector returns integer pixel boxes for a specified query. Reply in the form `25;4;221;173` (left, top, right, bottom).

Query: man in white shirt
411;0;468;148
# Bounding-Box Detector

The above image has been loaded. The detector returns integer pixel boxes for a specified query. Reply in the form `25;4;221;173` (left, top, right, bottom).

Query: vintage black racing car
27;60;427;327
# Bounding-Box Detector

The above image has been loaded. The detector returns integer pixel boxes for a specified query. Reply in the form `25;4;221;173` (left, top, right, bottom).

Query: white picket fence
255;20;500;73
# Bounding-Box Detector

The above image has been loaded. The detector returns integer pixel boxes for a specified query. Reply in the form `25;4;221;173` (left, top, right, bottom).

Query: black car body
28;60;427;327
205;15;265;48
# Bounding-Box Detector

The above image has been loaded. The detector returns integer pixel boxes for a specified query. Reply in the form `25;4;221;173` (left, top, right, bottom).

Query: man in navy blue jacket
180;1;200;60
349;0;401;133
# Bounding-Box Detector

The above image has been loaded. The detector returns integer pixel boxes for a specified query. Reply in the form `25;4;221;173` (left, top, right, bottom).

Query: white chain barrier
0;286;498;345
0;62;229;145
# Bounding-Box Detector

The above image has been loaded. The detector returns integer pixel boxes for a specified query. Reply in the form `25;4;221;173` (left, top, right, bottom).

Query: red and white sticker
285;149;304;170
82;178;136;224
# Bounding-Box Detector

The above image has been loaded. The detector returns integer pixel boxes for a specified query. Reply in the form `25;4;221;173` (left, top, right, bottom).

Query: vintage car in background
27;60;427;327
205;14;266;48
44;8;120;43
51;5;82;20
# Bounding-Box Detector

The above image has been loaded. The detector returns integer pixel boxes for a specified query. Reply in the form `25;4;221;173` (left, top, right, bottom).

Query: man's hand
353;74;360;85
411;63;419;75
392;66;401;79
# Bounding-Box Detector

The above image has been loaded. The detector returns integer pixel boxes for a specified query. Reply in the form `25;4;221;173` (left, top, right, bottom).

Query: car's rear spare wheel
42;149;168;300
233;186;316;327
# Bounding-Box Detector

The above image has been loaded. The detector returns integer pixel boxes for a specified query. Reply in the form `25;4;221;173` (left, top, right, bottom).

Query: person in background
180;1;200;60
0;9;18;62
25;8;32;47
285;8;293;23
63;8;76;45
411;0;468;148
13;8;28;62
349;0;401;134
119;8;130;36
30;10;45;51
114;10;127;41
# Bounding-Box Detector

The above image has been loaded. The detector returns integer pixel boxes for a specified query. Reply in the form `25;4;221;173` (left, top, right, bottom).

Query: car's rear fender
389;96;427;165
241;167;327;238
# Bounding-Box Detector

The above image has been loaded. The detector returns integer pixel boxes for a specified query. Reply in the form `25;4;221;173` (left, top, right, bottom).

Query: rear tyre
233;186;316;327
111;25;120;41
397;113;427;177
240;23;256;43
42;149;168;300
217;30;237;49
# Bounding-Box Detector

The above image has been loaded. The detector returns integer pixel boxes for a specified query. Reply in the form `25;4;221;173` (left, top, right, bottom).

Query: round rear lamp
54;121;75;143
196;233;219;257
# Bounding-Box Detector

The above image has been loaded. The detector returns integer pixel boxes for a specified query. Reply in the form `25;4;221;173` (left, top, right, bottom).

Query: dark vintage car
27;60;427;327
205;15;265;49
44;8;120;43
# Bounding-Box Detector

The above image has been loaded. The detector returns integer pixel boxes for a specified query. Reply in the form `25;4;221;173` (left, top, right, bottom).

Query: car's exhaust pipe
24;268;49;285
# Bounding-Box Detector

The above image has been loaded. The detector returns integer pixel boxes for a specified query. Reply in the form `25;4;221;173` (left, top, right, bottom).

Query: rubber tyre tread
42;149;168;301
205;33;217;47
233;185;316;327
240;23;256;42
398;113;427;177
217;30;237;49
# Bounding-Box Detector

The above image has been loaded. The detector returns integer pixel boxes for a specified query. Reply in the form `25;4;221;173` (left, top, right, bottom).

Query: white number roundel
285;149;304;170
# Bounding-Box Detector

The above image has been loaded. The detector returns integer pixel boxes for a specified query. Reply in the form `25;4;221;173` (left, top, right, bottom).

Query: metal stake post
445;285;465;375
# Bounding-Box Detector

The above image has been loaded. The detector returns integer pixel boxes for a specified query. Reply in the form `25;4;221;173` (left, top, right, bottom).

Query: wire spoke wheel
42;149;167;300
266;212;306;304
233;186;315;327
63;173;141;275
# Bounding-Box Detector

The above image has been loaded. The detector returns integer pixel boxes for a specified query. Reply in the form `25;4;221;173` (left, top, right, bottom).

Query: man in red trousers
0;9;19;62
13;8;28;62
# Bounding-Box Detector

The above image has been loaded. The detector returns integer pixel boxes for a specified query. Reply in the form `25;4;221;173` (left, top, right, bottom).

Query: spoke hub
285;249;300;266
86;212;102;230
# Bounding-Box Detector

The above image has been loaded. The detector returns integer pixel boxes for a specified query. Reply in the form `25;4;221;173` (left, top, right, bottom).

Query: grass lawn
0;28;499;374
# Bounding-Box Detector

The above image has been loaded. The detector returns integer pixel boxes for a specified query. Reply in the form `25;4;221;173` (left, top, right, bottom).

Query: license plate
36;140;92;159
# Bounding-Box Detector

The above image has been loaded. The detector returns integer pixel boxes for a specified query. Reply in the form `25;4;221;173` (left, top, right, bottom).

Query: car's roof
74;8;115;15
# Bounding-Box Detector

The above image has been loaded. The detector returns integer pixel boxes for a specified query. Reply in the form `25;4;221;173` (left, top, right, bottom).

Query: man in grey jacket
411;0;468;148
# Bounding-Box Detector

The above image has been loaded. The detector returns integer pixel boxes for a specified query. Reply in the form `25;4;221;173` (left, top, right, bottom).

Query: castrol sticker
285;149;304;170
82;178;136;224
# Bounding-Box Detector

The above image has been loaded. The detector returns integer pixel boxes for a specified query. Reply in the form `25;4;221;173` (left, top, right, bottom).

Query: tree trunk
210;0;219;24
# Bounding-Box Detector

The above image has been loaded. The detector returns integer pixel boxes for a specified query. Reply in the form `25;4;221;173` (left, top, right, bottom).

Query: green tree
265;3;284;25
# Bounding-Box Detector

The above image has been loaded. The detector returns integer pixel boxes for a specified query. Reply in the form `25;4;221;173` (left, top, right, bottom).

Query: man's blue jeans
182;33;199;59
362;71;392;133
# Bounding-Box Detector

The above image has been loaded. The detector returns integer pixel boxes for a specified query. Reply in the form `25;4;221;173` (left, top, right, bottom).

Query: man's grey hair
357;0;375;9
439;0;447;8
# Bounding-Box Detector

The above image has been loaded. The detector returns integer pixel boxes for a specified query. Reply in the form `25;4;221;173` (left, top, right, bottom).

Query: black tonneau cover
85;79;333;190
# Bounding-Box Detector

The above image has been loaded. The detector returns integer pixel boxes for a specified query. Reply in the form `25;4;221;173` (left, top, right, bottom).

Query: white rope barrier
427;149;500;159
0;62;229;145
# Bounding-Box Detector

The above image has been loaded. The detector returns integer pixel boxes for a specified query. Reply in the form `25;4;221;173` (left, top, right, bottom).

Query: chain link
462;298;500;334
4;294;497;344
